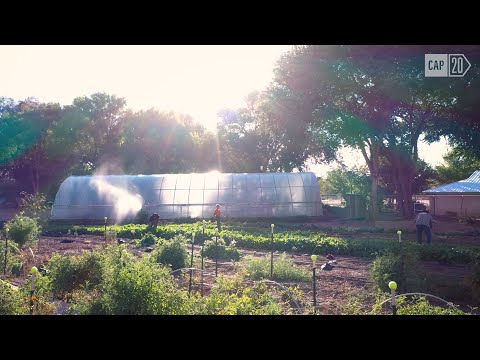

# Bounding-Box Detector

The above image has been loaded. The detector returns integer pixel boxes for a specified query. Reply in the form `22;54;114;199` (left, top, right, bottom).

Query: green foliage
0;280;27;315
467;262;480;303
394;296;468;315
203;237;241;262
5;214;40;247
198;274;285;315
43;222;480;265
88;247;193;315
371;250;421;293
320;167;371;199
151;234;188;271
139;233;159;247
48;251;104;297
18;191;50;225
243;253;310;282
435;147;480;184
135;208;150;225
0;241;23;275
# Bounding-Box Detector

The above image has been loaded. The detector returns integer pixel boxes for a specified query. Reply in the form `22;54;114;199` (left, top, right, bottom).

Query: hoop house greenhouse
50;172;322;222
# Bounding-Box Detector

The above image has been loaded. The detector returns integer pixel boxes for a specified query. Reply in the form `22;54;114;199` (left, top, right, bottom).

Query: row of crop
42;222;480;265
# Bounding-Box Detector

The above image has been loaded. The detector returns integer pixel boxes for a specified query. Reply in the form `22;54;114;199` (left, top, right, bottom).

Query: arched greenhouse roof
50;172;322;222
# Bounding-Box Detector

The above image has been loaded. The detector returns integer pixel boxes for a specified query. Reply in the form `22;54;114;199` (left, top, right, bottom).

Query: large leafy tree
217;89;335;173
273;45;480;221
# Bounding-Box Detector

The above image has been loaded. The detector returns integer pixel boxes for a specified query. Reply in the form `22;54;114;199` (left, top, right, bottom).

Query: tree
272;45;480;221
435;147;480;184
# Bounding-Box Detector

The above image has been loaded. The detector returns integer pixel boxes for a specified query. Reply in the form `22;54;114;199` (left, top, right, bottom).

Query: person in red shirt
213;204;221;232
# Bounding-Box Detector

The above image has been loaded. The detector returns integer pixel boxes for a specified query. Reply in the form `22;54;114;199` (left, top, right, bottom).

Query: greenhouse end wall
50;172;323;222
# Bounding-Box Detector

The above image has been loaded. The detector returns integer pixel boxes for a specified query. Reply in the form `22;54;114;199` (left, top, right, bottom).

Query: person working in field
148;213;160;231
414;209;433;244
213;204;221;232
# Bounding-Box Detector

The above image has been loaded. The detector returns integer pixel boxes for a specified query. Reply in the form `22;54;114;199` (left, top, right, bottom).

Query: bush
151;234;188;271
140;233;159;247
87;250;193;315
371;250;421;293
243;253;310;282
0;241;23;275
467;262;480;304
48;251;104;297
197;274;285;315
394;296;468;315
18;191;50;226
5;214;40;247
203;237;241;262
0;280;26;314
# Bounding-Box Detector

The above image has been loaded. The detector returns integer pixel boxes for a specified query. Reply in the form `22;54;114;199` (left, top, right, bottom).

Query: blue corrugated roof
423;171;480;193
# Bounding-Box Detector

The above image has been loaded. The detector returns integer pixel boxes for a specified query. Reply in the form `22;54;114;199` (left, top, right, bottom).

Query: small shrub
203;237;241;262
140;233;159;247
19;191;50;226
48;251;104;297
243;253;310;282
152;234;188;271
395;296;468;315
467;262;480;304
371;250;421;293
92;255;193;315
5;214;40;247
0;280;27;315
198;274;285;315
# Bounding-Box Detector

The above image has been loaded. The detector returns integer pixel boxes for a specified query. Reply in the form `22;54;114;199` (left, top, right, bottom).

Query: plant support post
30;267;38;315
311;255;317;314
215;232;218;277
4;229;8;276
389;281;397;315
189;233;195;294
270;224;274;279
104;217;107;242
201;243;204;297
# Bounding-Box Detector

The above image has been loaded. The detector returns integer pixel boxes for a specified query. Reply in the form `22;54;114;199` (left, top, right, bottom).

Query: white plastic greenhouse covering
50;172;323;222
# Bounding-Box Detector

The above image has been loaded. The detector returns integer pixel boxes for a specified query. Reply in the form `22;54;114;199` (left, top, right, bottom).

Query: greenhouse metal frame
50;172;322;222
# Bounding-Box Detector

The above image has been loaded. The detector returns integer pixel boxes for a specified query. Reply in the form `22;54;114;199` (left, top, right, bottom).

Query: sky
0;45;449;174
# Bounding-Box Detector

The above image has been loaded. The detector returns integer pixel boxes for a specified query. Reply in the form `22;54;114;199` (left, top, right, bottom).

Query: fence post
311;255;317;314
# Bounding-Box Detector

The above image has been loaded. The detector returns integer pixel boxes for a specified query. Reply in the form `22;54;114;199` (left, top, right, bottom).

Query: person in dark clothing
414;209;433;244
213;204;221;232
148;213;160;231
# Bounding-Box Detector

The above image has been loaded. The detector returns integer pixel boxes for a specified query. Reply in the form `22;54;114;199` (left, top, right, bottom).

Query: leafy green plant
87;249;193;315
371;250;421;293
243;253;310;282
5;214;40;247
197;274;285;315
18;191;50;226
48;251;104;297
151;234;188;271
0;280;27;315
139;233;159;247
203;237;241;262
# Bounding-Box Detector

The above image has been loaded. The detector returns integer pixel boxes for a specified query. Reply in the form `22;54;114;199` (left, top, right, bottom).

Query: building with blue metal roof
422;171;480;216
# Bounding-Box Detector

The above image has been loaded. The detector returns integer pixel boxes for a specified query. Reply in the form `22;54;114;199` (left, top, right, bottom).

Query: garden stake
215;231;219;277
270;224;275;279
189;233;195;294
311;255;317;314
201;242;204;297
30;267;38;315
397;230;402;242
4;228;8;276
389;281;397;315
104;216;107;242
